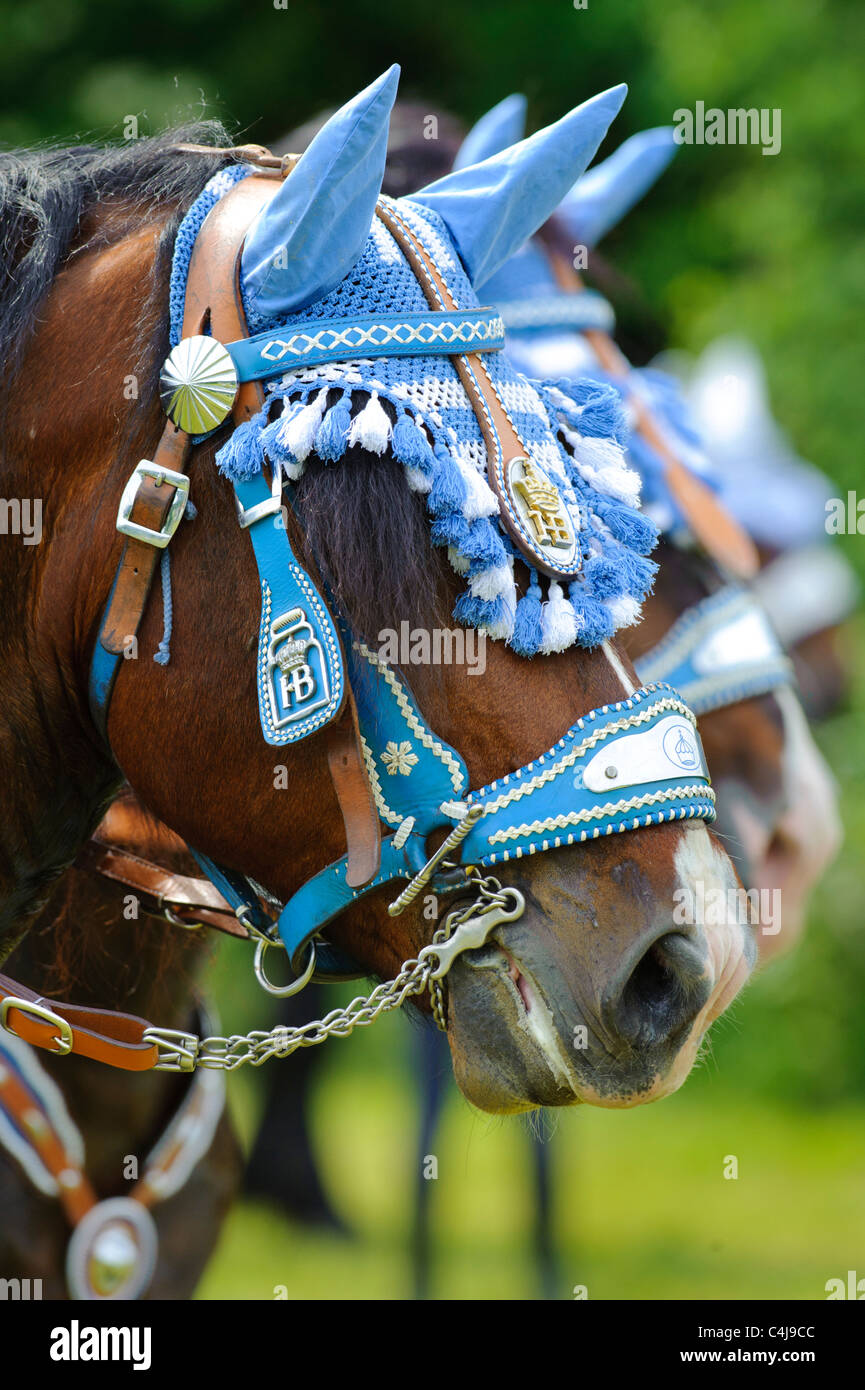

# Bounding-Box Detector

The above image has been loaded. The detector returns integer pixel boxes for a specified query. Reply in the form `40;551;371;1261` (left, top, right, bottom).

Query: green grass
194;1005;865;1300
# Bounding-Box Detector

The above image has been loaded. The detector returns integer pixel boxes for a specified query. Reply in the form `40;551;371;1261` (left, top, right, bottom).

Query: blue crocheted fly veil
170;75;659;657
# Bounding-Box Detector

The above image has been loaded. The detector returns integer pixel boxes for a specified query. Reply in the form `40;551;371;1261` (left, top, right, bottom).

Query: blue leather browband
495;289;615;336
226;308;506;382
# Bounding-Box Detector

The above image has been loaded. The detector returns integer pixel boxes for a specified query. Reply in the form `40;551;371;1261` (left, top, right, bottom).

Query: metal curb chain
143;874;524;1071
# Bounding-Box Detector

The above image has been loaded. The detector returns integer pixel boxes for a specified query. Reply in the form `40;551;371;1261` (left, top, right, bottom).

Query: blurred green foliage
3;0;864;1270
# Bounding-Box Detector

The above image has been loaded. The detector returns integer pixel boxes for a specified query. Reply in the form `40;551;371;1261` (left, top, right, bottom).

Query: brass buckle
0;997;74;1055
116;460;190;548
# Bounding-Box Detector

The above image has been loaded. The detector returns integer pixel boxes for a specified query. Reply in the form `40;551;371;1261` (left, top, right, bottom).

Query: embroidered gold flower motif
381;740;418;777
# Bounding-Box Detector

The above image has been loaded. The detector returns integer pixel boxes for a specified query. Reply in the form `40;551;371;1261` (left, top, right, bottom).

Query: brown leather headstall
95;163;380;889
0;154;382;1072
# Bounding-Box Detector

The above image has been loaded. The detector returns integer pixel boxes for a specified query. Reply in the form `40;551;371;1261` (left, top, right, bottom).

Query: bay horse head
0;70;750;1115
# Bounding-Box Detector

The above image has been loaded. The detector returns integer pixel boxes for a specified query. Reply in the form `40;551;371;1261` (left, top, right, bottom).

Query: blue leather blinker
233;471;345;745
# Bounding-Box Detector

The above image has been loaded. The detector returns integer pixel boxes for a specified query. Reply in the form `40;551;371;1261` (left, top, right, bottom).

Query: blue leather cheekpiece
233;470;345;744
276;640;716;974
635;584;793;716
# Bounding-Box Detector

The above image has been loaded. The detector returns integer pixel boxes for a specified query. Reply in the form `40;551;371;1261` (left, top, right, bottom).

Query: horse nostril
608;932;710;1049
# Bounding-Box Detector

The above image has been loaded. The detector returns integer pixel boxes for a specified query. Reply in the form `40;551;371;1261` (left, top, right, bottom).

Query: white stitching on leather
486;782;717;843
353;641;466;794
471;696;697;816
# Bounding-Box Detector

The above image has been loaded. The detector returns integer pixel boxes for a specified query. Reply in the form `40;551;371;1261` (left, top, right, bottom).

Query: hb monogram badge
267;607;331;729
255;578;344;747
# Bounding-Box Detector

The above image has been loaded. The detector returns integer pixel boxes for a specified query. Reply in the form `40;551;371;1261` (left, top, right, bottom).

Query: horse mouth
445;937;584;1111
443;913;750;1114
502;945;536;1015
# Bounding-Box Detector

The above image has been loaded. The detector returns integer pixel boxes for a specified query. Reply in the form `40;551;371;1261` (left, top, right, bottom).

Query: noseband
0;154;717;1074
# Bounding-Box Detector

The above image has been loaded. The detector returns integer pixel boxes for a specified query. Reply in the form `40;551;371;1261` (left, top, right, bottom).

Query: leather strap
99;426;191;655
0;1056;97;1223
171;141;292;172
0;973;158;1072
75;838;252;939
0;1001;225;1239
184;173;380;887
326;696;381;888
95;175;285;690
546;251;759;581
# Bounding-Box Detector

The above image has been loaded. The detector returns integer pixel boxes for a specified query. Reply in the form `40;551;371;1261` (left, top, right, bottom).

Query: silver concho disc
65;1197;159;1300
159;334;238;433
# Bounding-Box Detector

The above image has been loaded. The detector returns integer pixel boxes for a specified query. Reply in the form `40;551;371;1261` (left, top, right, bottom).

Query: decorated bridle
0;142;718;1076
0;82;799;1310
0;1012;225;1300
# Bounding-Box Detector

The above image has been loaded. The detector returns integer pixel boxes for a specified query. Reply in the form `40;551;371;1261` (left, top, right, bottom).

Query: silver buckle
142;1026;199;1073
0;996;74;1055
116;461;190;548
235;463;284;530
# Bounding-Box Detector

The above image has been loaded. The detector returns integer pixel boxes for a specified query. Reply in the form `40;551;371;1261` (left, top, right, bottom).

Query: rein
0;148;718;1074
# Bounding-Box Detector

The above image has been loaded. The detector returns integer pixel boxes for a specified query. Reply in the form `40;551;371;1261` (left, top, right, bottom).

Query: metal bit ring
254;938;316;998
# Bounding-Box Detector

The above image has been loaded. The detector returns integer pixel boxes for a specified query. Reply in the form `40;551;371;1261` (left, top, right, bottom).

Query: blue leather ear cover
241;65;400;319
411;84;627;289
452;93;527;171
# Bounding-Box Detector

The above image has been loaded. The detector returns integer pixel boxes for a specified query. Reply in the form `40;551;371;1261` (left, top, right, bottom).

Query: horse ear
241;65;400;319
452;93;527;171
410;84;627;290
559;126;677;247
